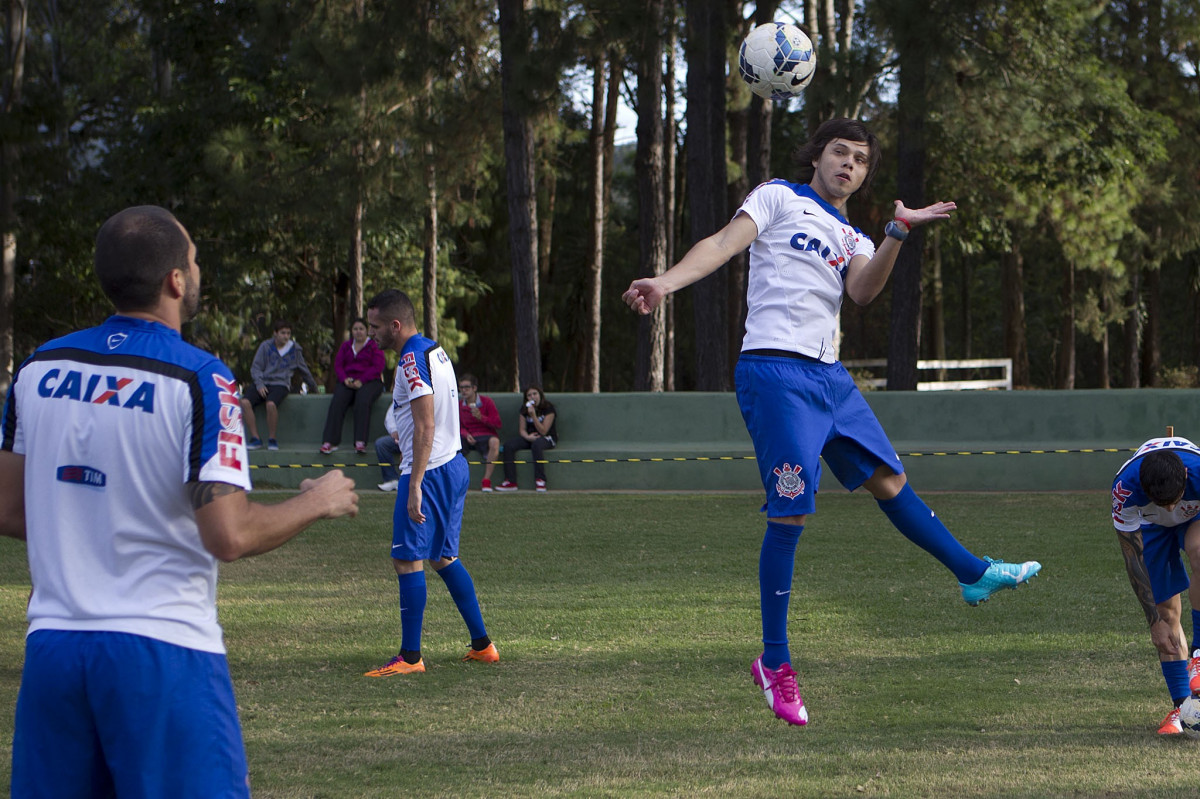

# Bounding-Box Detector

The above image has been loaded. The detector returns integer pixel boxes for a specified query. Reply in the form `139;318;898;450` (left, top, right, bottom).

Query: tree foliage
1;0;1197;394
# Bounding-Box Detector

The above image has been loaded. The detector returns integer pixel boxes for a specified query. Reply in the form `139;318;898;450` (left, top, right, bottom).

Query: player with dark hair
1111;435;1200;734
622;118;1041;727
363;289;498;675
0;205;359;796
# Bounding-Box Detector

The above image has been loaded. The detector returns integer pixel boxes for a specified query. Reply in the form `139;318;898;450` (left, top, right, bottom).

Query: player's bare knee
864;467;907;500
392;558;423;575
1184;539;1200;571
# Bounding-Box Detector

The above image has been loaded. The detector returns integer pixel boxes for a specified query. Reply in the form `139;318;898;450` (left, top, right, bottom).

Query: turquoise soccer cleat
960;557;1042;606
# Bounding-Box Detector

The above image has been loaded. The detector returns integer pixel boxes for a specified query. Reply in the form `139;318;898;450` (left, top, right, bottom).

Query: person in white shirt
623;118;1041;728
362;289;498;676
0;205;358;797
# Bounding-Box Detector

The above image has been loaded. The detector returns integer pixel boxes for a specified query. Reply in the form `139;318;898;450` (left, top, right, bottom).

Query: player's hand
622;278;666;315
258;386;268;398
407;484;425;524
299;469;359;519
1149;618;1186;658
465;433;476;445
470;406;482;418
893;199;957;229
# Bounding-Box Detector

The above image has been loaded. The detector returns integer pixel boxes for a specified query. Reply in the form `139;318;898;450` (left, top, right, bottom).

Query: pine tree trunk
498;0;542;388
1124;263;1141;388
1001;238;1029;387
1056;260;1075;389
1;0;28;393
1142;264;1161;386
929;227;945;380
663;14;678;392
421;153;437;338
634;1;667;392
684;0;730;390
726;85;748;371
887;35;926;391
581;56;605;392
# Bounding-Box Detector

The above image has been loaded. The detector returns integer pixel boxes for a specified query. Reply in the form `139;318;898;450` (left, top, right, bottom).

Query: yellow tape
248;447;1139;470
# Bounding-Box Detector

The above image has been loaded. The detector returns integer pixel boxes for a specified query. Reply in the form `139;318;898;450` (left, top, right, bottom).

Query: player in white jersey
623;118;1041;727
1110;435;1200;734
362;289;498;676
0;206;359;798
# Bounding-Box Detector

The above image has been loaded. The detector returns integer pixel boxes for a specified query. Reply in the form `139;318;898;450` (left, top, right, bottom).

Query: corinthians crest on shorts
773;462;806;499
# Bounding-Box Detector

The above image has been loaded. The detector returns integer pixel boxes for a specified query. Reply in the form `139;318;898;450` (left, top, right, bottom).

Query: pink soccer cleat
751;654;808;726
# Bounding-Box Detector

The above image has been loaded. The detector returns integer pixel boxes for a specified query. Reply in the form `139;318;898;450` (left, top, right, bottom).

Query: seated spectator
458;373;502;492
376;373;400;492
320;318;386;455
496;386;557;493
241;320;318;450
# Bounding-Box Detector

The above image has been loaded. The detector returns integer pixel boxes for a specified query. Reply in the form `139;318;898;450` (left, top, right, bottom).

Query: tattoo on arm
1116;529;1161;627
187;481;242;511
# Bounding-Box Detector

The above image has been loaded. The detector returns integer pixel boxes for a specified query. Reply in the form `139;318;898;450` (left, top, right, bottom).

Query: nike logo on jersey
106;333;128;350
37;369;155;413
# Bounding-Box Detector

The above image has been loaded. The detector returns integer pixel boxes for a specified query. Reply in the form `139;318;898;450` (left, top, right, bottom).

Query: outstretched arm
844;200;957;306
191;469;358;562
622;212;759;315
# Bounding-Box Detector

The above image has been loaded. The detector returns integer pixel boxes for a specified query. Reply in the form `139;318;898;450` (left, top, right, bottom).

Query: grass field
1;489;1198;798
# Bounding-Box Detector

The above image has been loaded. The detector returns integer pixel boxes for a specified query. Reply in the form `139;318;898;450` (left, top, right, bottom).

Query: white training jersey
2;316;252;654
737;180;876;362
1111;436;1200;532
388;333;461;475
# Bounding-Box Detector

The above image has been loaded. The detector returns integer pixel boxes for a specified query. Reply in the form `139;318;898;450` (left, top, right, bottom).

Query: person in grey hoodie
240;319;318;450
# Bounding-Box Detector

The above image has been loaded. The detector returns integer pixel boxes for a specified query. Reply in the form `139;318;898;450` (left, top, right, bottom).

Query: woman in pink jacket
320;318;386;454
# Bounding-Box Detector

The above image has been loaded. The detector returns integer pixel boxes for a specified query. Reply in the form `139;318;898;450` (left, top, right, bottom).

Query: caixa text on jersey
36;369;155;413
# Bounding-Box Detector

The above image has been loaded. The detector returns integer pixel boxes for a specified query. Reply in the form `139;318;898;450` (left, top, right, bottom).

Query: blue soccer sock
877;483;988;585
1162;659;1190;704
760;521;803;670
398;571;427;655
436;559;488;641
1191;609;1200;655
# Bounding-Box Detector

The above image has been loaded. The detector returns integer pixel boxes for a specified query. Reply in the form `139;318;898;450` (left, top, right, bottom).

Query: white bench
842;358;1013;391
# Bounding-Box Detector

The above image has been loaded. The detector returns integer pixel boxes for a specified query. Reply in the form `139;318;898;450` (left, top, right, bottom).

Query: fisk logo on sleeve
212;374;244;470
401;352;426;392
1112;480;1132;522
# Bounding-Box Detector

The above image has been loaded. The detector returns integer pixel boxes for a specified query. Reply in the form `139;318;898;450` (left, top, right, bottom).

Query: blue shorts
392;453;469;561
1141;524;1192;605
12;630;249;799
735;354;904;518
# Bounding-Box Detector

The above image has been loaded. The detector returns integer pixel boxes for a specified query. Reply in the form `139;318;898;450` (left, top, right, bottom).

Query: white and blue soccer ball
1180;694;1200;740
737;22;816;101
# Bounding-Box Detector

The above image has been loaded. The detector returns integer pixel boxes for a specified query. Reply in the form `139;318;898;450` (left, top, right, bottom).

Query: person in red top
320;318;387;455
458;373;502;492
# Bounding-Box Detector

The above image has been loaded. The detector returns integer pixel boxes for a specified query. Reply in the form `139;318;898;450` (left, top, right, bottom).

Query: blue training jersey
387;332;461;475
2;315;252;654
1111;436;1200;533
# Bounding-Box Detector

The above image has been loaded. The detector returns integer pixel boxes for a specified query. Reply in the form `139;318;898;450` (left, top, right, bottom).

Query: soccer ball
1180;695;1200;740
737;22;816;101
